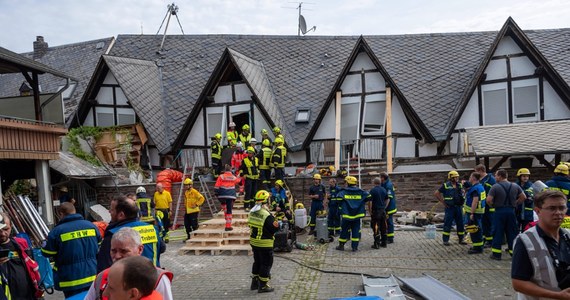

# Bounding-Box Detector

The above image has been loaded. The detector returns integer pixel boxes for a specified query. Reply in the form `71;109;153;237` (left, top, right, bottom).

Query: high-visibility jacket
41;214;101;292
257;147;273;170
240;156;259;179
439;181;464;206
136;192;155;223
546;176;570;214
516;180;534;221
271;146;286;168
239;133;251;145
184;188;205;214
382;180;397;215
338;186;371;219
248;208;278;248
231;150;246;173
226;130;238;142
211;140;221;160
214;171;241;200
465;183;486;214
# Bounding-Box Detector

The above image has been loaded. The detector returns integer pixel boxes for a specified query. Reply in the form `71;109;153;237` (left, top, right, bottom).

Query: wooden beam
535;154;554;171
490;156;509;173
334;91;341;172
484;157;489;171
386;86;393;173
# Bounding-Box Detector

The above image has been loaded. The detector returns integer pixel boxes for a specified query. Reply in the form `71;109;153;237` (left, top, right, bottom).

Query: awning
465;120;570;157
49;151;114;179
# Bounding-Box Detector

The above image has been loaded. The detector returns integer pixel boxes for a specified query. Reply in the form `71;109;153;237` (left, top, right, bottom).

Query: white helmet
250;138;257;143
136;186;146;194
236;141;243;149
229;122;236;127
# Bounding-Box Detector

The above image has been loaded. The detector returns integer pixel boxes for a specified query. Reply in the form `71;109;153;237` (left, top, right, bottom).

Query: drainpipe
334;91;341;172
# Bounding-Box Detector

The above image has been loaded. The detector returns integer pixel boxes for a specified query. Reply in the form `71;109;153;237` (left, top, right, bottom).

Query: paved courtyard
46;227;515;299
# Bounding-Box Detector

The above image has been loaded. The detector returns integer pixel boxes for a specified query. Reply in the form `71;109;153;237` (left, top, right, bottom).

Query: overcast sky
1;0;569;53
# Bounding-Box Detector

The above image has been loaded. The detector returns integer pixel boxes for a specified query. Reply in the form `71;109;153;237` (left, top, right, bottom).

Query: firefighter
211;133;222;178
474;164;496;247
380;172;397;243
545;163;570;215
272;137;286;181
515;168;534;232
226;122;238;146
271;180;292;221
272;126;284;142
465;172;486;254
248;190;279;293
183;178;205;240
239;124;252;145
335;176;371;252
257;139;273;191
240;147;260;211
308;174;326;236
260;129;272;146
434;170;466;246
136;186;155;223
327;178;342;237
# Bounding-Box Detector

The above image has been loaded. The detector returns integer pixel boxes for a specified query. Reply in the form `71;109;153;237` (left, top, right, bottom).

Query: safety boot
371;237;380;249
335;243;345;251
258;281;274;293
250;275;259;290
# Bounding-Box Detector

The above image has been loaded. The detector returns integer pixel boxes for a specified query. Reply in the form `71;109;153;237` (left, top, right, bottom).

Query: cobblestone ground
46;228;515;300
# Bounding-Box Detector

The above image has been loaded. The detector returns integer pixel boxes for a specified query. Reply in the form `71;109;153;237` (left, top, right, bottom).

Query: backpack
13;238;44;299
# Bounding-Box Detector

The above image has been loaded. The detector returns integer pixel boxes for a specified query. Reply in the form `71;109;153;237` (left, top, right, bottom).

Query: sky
1;0;569;53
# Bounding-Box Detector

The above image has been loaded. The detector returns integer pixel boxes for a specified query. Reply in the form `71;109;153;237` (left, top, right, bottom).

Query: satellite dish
299;15;307;34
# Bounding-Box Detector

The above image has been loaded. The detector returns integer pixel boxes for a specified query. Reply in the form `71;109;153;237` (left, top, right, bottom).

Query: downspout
334;91;341;172
40;78;72;113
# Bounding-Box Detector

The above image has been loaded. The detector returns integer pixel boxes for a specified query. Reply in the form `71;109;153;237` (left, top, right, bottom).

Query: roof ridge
19;37;114;54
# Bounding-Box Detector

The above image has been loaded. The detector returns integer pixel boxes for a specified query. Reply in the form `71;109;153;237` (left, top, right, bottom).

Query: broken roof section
50;151;114;179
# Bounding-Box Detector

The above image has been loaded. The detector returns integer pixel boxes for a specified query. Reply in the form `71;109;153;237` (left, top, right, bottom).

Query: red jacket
231;151;246;174
142;290;163;300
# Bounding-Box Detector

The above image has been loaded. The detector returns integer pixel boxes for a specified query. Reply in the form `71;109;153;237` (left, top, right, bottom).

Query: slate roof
106;24;570;152
0;38;113;124
465;120;570;156
0;46;72;78
103;55;170;152
50;151;114;178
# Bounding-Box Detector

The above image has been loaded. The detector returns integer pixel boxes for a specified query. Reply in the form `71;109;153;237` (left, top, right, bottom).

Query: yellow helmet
242;124;250;131
246;146;255;153
214;133;222;140
255;190;270;203
261;129;268;135
448;170;459;179
313;174;321;180
295;203;305;210
345;176;358;185
156;210;164;220
465;224;479;233
183;178;193;185
262;139;271;147
273;126;281;133
274;137;284;144
555;164;569;175
517;168;531;177
275;180;284;187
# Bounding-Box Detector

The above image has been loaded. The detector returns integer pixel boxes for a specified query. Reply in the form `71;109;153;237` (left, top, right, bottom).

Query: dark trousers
387;213;395;241
184;212;199;238
469;213;484;251
370;210;387;244
63;287;89;298
309;200;324;231
482;207;494;244
274;168;284;181
244;178;258;209
327;203;341;235
339;218;362;250
491;207;518;258
443;206;465;242
252;246;274;284
259;169;272;190
219;197;234;214
212;158;221;178
157;208;170;234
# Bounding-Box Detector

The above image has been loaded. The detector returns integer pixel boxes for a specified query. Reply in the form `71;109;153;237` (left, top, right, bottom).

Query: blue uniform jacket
329;185;342;209
42;214;101;292
480;173;496;194
338;186;371;219
382;180;397;214
516;180;534;221
438;181;464;206
545;175;570;212
309;184;326;201
466;183;486;214
369;185;388;212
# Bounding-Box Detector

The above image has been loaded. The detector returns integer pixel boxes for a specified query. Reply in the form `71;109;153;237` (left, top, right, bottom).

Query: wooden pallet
223;236;250;245
200;218;248;229
185;237;224;247
179;244;252;255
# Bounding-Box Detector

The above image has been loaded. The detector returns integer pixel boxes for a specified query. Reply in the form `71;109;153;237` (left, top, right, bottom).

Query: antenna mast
296;2;316;36
157;3;185;52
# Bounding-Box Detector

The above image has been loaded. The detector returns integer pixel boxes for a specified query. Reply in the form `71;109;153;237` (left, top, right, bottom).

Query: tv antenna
156;3;185;52
283;2;316;36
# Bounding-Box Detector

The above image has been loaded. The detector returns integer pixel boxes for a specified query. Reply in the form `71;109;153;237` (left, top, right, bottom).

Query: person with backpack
308;174;326;236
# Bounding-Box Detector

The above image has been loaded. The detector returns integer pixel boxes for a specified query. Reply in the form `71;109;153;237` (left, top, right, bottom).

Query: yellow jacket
185;188;205;214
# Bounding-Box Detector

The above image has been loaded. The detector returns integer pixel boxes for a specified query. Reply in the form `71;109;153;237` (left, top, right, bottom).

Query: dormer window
295;108;311;123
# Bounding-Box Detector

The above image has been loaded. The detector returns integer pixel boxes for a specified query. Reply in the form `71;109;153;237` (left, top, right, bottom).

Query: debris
89;204;111;223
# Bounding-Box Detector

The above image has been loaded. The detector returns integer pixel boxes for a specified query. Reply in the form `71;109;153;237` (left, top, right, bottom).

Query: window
97;112;114;127
341;97;360;141
295;109;311;123
483;88;508;125
482;79;539;125
513;83;538;123
362;96;385;135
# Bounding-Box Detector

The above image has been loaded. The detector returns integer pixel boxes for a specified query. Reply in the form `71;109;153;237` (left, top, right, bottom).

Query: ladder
198;175;218;217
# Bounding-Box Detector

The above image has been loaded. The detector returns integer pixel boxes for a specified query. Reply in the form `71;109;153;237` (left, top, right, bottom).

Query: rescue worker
154;183;173;242
241;147;260;211
380;172;397;243
487;169;526;260
97;195;162;273
248;190;279;293
102;256;160;300
42;203;101;298
215;165;242;231
308;174;326;236
257;139;273;191
211;133;222;178
515;168;535;232
231;142;246;175
270;180;292;222
475;164;496;247
136;186;155;223
465;172;486;254
327;178;342;237
249;138;258;154
226;122;238;146
271;137;286;181
183;178;205;240
434;170;466;246
335;176;371;251
546;163;570;215
272;126;284;142
260;129;272;146
239;124;252;145
369;177;388;249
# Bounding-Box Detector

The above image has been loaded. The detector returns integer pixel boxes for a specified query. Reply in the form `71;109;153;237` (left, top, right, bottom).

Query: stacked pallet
179;198;253;255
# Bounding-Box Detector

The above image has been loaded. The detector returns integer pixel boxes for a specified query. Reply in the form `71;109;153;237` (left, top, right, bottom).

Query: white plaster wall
84;110;94;126
184;110;205;146
544;81;570;120
365;72;385;92
485;59;507;80
391;95;412;134
103;72;118;85
455;90;479;129
349;52;376;71
511;56;536;77
288;150;306;164
234;83;252;101
313;99;336;140
449;132;460;154
214;85;232;103
341;74;361;94
149;147;160;166
253;106;272;139
494;36;523;56
395;137;415;158
97;87;114;105
418;142;438;157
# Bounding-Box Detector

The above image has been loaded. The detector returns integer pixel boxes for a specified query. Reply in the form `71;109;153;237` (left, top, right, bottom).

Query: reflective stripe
132;225;158;244
41;248;57;255
344;195;362;200
491;248;502;254
342;213;365;219
351;237;359;241
59;275;96;288
457;232;465;235
442;232;450;236
387;233;394;237
472;241;484;247
489;208;495;212
60;229;97;242
244;158;259;179
387;208;397;215
338;238;347;243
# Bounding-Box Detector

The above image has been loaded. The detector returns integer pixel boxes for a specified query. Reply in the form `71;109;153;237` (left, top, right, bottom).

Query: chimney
33;36;48;59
